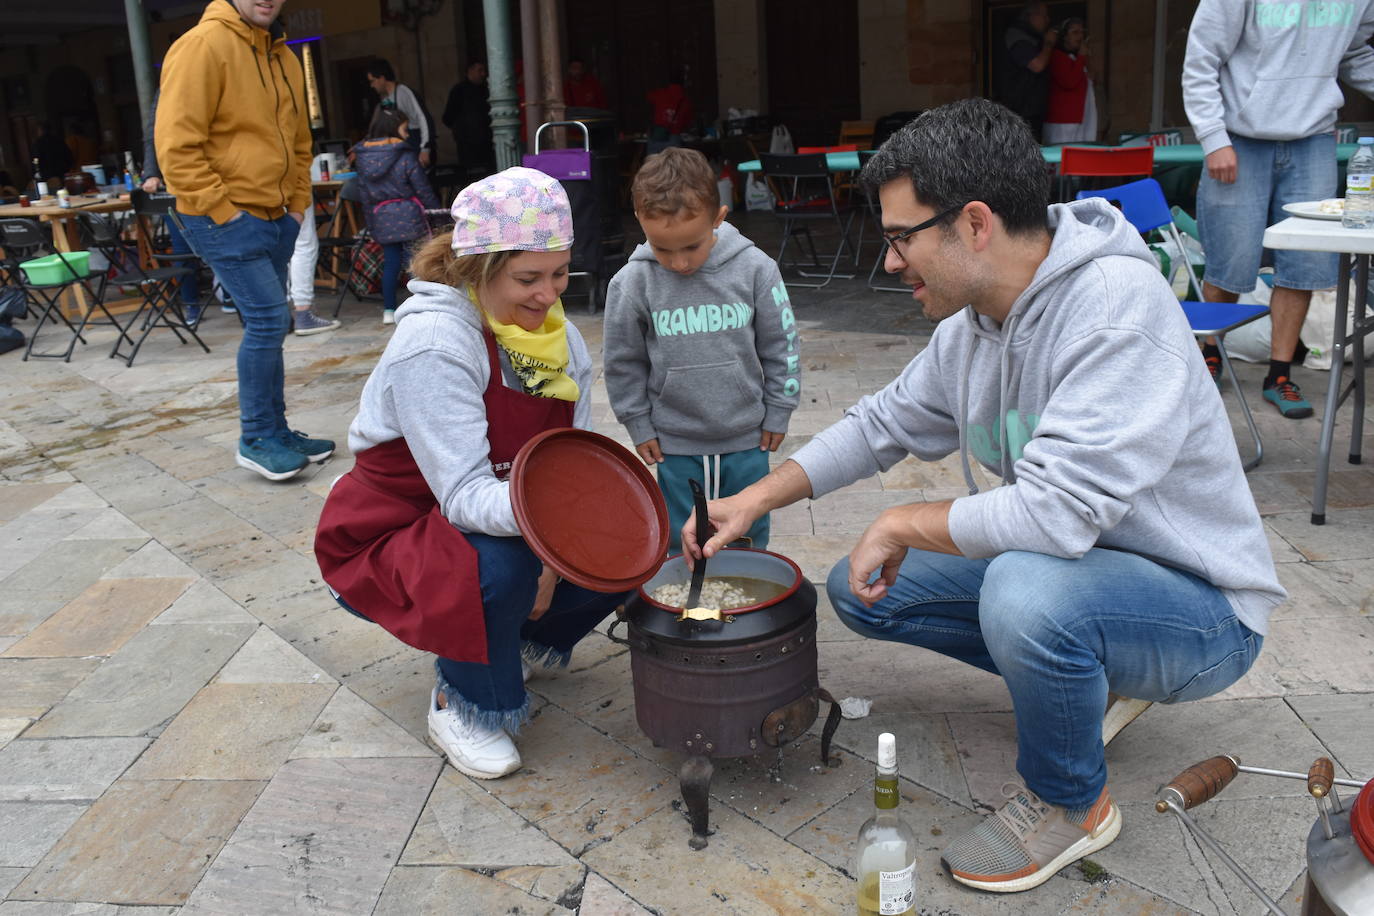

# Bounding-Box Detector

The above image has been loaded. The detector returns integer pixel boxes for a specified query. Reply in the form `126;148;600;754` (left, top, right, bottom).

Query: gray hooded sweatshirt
346;280;594;537
603;221;801;455
790;199;1286;636
1183;0;1374;155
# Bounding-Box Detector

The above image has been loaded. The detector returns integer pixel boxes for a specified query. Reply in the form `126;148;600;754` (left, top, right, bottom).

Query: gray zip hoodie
790;199;1286;636
346;280;594;537
603;221;801;455
1183;0;1374;155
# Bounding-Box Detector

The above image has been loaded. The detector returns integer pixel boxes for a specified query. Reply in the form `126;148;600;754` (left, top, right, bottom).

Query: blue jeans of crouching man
177;211;300;440
827;546;1262;808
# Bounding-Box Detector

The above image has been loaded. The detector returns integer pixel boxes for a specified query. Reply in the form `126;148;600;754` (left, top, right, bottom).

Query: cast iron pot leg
817;688;843;767
679;754;714;850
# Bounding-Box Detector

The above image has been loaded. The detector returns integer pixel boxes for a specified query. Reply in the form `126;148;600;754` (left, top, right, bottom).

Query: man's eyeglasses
882;204;964;250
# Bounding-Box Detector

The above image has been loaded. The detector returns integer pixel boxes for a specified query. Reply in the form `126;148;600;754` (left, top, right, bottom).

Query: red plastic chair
1059;145;1155;177
795;144;859;154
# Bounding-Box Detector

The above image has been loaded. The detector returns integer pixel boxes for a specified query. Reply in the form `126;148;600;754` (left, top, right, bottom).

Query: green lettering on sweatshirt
655;302;754;337
968;409;1041;467
1257;1;1353;28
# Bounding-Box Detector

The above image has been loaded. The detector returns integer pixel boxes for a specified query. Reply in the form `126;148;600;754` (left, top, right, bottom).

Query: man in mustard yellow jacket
156;0;334;481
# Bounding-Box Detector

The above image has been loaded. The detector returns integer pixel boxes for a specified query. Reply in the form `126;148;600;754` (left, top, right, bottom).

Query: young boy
604;147;801;550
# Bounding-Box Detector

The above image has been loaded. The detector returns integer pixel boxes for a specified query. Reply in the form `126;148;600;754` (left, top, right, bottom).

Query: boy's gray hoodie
347;280;594;537
1183;0;1374;155
790;199;1286;636
603;221;800;455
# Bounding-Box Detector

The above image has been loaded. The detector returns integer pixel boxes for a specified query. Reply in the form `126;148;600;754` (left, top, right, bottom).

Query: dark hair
366;106;407;140
1021;0;1047;19
632;147;719;218
367;59;395;82
860;98;1049;237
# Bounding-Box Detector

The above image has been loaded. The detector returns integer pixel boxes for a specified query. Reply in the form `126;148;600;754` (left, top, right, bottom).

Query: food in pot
650;576;787;610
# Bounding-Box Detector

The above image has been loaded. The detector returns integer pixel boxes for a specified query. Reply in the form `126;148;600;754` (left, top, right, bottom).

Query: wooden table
0;196;142;318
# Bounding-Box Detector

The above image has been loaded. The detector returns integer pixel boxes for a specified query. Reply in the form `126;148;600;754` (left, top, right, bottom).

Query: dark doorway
335;57;381;144
983;1;1089;101
764;0;860;148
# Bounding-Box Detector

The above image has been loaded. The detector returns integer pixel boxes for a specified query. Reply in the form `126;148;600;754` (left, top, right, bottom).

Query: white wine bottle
855;733;917;916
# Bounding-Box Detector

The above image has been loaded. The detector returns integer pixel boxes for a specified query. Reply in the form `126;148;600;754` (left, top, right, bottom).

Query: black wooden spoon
684;478;709;609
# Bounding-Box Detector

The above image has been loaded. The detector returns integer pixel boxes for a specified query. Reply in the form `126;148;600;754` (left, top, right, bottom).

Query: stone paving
1;213;1371;915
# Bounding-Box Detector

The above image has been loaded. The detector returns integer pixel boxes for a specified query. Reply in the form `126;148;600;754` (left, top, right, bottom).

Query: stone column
483;0;521;170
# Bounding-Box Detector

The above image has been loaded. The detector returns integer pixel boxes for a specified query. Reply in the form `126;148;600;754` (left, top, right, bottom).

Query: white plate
1283;199;1345;221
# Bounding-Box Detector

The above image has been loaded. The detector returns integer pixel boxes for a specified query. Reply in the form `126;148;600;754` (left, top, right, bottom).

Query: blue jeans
164;217;199;305
381;241;411;312
827;547;1262;808
335;534;629;734
1197;133;1339;292
177;212;300;440
659;448;771;551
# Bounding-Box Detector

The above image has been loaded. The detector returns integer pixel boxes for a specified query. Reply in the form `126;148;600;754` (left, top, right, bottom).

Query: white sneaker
1102;695;1153;746
426;687;521;779
382;309;395;325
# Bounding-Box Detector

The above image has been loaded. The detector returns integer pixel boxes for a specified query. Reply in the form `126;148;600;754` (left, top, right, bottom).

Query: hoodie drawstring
957;342;980;497
700;454;722;500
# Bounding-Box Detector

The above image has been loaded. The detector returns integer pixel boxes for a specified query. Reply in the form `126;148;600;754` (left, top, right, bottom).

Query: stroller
522;119;626;312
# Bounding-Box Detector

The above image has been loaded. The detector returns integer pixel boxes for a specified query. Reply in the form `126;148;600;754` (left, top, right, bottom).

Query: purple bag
521;121;592;182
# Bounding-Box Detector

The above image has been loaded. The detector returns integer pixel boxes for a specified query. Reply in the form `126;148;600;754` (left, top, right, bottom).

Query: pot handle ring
606;616;632;646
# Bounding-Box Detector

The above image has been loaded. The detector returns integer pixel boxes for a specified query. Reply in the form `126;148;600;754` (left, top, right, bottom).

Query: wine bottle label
874;776;899;809
878;861;915;914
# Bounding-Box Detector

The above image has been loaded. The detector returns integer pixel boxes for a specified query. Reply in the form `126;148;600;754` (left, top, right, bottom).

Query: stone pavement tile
879;452;995;491
127;682;335;780
29;483;108;513
25;623;255;738
788;775;1086;914
136;430;239;483
0;802;87;867
13;779;264;905
154;507;294;582
582;798;856;914
77;454;200;518
0;539;146;605
945;712;1018;810
0;596;65;639
0;719;28;752
401;768;578;867
0;484;72;523
830;705;972;808
492;864;585;906
4;578;192;659
1064;879;1205;915
181;757;439;915
1223;616;1374;697
1286;693;1374;779
101;541;198;579
0;637;13;653
1264;508;1374;562
0;867;25;897
1270;559;1374;621
0;658;101;719
213;625;336;685
771;499;813;536
810;489;916;536
0;511;96;584
766;533;861;592
191;474;325;546
818;638;1012;714
0;737;147;801
372;866;572;915
708;733;869;836
1265;524;1308;565
525;636;630;717
60;508;149;541
481;705;674;857
1277;468;1374;510
211;546;333;613
1103;698;1330;806
152;579;257;625
289;685;431;759
334;643;444;741
1093;797;1314;916
578;872;654;915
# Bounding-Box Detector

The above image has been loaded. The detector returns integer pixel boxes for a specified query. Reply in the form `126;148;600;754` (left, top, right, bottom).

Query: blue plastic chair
1076;179;1264;470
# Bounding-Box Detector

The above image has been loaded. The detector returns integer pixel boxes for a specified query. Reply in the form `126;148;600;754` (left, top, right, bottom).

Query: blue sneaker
184;303;202;326
279;429;335;463
237;436;308;481
1262;376;1313;419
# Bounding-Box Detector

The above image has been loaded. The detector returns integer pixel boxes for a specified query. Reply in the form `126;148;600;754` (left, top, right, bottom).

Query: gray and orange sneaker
1262;376;1313;419
942;782;1121;893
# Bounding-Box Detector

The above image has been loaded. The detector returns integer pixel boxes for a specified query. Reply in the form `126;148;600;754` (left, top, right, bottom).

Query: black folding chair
76;212;209;367
759;153;859;289
0;218;133;362
130;190;220;329
856;150;908;294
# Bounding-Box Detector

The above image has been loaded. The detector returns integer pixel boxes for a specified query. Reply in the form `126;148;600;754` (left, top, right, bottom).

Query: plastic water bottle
1342;136;1374;229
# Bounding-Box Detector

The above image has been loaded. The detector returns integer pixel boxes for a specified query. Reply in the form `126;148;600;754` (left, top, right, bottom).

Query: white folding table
1262;217;1374;524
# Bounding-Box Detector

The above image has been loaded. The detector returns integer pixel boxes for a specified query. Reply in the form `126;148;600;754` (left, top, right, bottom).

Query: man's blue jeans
827;548;1263;809
177;212;300;440
163;217;199;305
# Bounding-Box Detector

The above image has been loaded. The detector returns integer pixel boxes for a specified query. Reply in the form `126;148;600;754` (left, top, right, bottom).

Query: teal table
738;144;1357;172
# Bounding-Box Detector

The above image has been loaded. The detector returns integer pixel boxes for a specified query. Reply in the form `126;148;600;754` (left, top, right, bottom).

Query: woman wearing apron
316;168;629;779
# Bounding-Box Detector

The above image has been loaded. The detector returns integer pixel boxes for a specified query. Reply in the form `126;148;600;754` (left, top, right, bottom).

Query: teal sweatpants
658;448;771;553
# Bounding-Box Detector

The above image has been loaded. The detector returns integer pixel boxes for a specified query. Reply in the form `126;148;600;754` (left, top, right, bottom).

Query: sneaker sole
948;802;1122;894
1103;697;1153;746
300;448;334;463
294;325;337;337
235;452;306;481
1263;393;1313;419
426;725;521;780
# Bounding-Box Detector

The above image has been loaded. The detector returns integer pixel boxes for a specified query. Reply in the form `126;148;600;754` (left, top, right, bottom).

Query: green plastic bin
19;252;90;285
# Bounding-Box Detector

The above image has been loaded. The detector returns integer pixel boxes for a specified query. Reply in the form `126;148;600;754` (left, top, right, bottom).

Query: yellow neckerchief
478;294;580;402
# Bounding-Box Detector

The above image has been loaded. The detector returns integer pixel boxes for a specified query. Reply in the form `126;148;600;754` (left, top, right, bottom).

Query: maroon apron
315;329;574;663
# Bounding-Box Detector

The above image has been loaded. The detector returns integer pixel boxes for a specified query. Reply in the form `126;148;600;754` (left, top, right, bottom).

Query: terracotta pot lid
510;428;668;592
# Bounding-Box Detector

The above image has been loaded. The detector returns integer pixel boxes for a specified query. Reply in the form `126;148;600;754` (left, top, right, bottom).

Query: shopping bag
350;239;384;297
769;124;794;155
744;173;773;211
